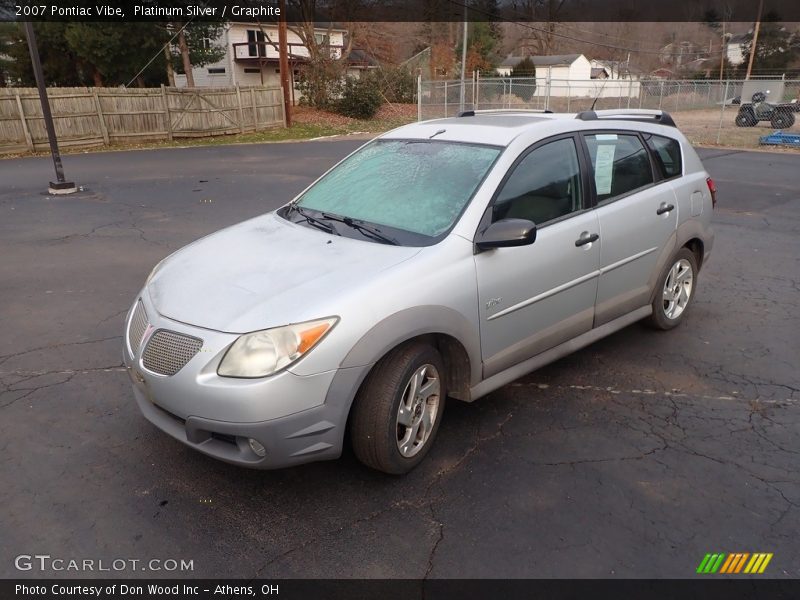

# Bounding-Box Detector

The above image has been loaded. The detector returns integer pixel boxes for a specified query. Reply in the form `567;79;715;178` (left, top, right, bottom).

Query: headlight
217;317;338;378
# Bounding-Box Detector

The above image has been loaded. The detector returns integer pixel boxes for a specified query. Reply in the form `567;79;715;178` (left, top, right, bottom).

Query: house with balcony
174;22;376;98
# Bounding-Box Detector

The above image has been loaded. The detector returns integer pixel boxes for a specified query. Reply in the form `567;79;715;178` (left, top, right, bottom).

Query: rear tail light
706;177;717;209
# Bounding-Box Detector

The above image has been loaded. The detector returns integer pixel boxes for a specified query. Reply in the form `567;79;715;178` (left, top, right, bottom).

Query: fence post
659;81;664;109
417;75;422;122
15;92;34;151
716;80;729;145
92;88;110;146
566;82;570;112
444;81;448;117
475;70;480;110
160;85;173;141
545;68;552;111
627;79;633;109
250;88;258;129
235;84;245;133
278;86;286;128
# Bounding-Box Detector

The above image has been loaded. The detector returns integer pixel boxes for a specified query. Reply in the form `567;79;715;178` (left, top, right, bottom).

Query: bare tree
175;24;195;87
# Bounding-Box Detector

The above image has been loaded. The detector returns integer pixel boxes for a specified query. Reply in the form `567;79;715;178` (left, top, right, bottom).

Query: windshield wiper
319;213;400;246
287;204;339;235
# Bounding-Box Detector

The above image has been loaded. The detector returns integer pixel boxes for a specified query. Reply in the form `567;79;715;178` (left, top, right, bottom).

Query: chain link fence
418;77;800;148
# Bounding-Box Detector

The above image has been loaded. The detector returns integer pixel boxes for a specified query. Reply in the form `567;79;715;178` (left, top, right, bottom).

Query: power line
445;0;729;59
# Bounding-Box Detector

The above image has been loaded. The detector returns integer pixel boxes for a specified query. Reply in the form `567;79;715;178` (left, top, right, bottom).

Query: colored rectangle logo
698;552;772;575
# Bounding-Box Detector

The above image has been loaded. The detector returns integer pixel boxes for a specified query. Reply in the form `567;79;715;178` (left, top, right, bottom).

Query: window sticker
594;144;616;195
595;134;618;140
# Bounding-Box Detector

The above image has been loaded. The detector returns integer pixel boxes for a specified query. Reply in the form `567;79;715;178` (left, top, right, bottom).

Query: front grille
128;300;149;355
142;329;203;376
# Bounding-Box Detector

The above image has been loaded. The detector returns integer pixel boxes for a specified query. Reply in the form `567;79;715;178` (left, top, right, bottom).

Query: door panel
476;212;601;377
474;136;600;378
582;133;678;325
593;185;677;324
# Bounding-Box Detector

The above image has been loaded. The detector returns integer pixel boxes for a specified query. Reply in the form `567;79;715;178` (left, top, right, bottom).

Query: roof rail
457;108;553;117
576;109;676;127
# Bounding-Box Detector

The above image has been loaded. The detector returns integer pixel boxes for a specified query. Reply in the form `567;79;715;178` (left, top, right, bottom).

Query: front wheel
735;110;756;127
350;342;446;474
648;248;698;330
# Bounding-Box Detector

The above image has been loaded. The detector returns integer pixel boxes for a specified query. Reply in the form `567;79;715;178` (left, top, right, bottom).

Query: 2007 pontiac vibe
124;109;714;474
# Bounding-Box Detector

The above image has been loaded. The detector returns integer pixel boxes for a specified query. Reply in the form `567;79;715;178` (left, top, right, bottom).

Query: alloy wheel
396;364;441;458
662;258;694;320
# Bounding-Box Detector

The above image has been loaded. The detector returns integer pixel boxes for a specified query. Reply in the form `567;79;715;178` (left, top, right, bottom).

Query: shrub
369;66;416;104
295;58;344;109
510;57;537;102
335;76;383;119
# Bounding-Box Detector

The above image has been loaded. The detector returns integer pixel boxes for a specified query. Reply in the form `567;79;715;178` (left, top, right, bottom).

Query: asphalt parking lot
1;140;798;579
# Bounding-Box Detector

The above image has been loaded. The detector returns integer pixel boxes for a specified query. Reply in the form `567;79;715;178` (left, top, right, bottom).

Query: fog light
248;438;266;457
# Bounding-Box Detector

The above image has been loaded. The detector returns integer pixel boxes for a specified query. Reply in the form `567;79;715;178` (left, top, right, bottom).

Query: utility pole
23;22;76;195
719;20;726;81
744;0;764;80
459;5;468;113
277;0;292;126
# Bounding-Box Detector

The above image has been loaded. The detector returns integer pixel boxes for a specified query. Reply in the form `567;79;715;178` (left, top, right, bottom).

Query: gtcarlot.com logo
696;552;773;574
14;554;194;572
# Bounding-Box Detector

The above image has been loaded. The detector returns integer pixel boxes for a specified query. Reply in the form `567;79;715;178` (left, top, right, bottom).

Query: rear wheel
648;248;698;330
770;110;795;129
350;342;446;474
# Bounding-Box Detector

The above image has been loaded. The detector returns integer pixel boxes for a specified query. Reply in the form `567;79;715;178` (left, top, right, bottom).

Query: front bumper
123;292;369;469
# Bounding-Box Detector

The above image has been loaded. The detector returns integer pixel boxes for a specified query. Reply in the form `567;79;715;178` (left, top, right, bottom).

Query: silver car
124;109;715;474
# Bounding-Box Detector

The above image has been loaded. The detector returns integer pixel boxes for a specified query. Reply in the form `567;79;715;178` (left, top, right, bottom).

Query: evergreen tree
742;14;799;74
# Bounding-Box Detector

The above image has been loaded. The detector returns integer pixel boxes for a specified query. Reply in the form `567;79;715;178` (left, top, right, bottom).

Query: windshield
292;140;501;240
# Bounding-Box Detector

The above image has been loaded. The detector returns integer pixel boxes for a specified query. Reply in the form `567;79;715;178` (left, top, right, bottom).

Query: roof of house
499;54;583;68
347;48;380;68
591;67;609;78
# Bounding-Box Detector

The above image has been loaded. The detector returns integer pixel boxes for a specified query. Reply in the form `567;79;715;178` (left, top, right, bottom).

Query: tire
770;110;795;129
735;109;756;127
648;248;698;331
350;342;447;474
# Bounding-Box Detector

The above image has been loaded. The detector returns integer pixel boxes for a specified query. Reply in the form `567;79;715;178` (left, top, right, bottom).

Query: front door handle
575;232;600;247
656;203;675;215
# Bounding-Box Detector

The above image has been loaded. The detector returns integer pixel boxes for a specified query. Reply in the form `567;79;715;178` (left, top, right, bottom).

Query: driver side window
492;137;583;226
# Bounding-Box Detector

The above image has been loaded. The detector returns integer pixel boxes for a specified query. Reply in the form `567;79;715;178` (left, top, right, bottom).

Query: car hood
147;212;422;333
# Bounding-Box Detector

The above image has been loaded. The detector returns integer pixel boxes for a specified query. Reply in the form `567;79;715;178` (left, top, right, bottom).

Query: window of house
314;33;330;46
644;134;682;179
208;68;226;74
244;68;261;74
492;138;583;226
583;133;653;202
246;30;266;57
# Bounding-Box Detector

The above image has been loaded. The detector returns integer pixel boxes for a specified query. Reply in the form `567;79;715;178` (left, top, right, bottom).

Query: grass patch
1;111;417;159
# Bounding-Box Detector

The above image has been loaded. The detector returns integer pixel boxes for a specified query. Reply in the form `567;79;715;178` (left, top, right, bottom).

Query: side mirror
475;218;537;250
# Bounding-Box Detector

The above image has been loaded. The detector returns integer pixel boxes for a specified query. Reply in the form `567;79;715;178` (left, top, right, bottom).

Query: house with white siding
496;54;592;79
175;22;375;98
495;54;640;99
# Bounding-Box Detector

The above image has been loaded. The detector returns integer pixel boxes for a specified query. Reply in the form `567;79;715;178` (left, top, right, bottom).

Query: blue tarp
759;131;800;147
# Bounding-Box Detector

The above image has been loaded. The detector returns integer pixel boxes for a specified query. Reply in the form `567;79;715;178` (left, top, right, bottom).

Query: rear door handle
575;232;600;247
656;203;675;215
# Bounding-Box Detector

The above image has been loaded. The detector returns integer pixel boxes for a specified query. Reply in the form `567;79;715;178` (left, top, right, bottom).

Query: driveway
0;141;798;578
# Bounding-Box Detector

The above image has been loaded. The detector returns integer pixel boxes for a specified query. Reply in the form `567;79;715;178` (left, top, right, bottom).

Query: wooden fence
0;85;285;154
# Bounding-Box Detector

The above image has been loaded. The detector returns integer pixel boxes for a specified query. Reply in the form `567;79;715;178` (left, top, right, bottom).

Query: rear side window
645;134;682;179
583;133;653;202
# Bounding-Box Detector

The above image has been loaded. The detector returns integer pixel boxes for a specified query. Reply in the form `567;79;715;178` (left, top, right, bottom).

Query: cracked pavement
0;142;798;579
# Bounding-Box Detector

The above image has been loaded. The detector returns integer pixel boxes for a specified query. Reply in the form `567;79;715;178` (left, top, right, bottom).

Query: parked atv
735;90;797;128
